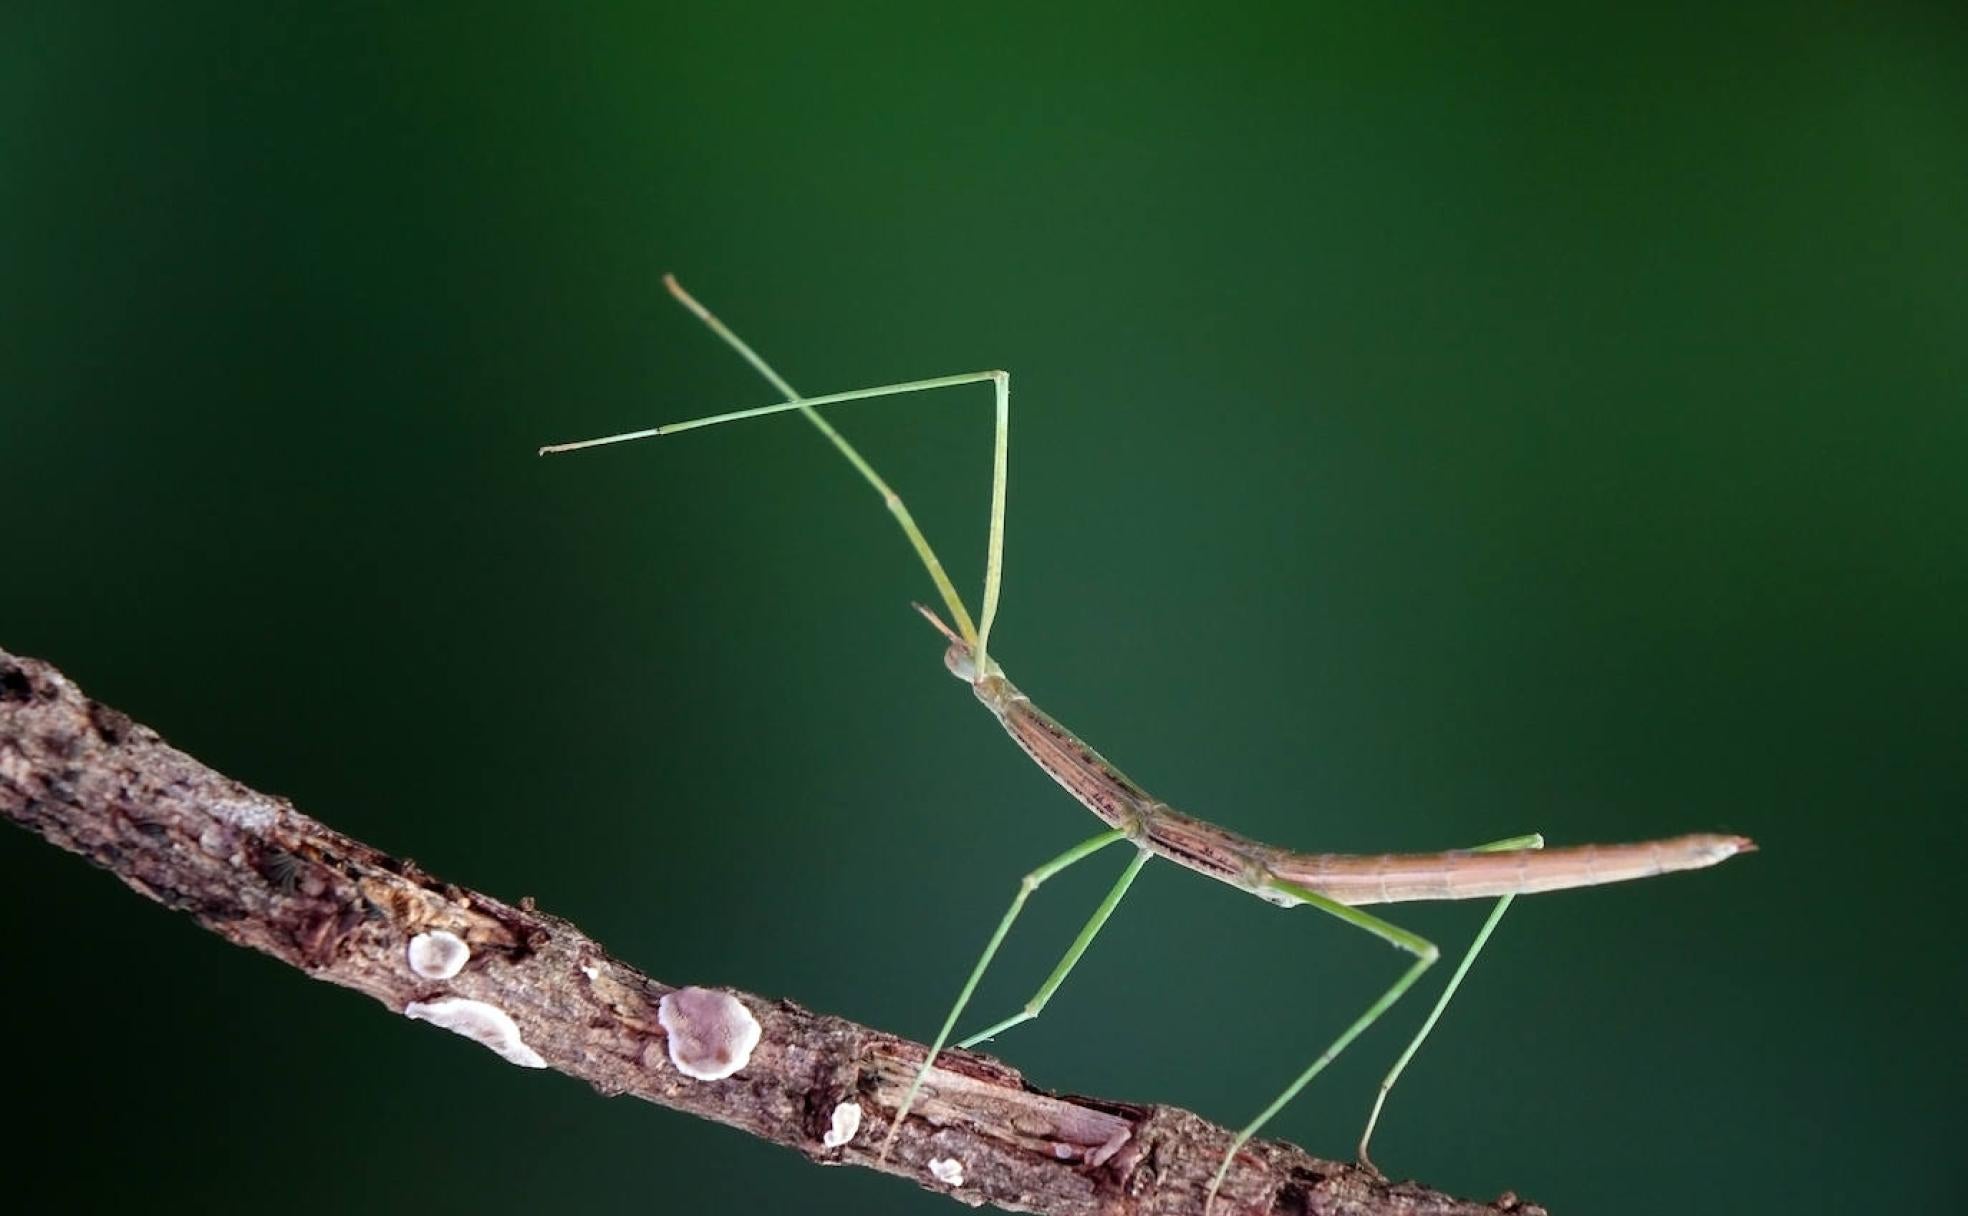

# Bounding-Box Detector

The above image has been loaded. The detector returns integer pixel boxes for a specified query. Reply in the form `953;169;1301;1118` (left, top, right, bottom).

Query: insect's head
912;603;988;684
942;641;978;682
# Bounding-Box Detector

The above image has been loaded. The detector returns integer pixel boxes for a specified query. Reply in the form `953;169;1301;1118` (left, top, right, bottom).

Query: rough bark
0;646;1544;1216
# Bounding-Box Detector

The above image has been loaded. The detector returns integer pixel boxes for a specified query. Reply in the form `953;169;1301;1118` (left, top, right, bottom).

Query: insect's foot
1202;1177;1225;1216
1353;1149;1387;1181
873;1120;902;1165
1203;1142;1241;1216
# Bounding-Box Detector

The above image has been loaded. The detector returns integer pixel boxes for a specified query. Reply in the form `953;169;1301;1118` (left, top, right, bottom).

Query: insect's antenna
659;275;982;648
912;601;967;648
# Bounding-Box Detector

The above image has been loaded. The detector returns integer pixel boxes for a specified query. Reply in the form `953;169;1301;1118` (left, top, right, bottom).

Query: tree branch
0;646;1542;1216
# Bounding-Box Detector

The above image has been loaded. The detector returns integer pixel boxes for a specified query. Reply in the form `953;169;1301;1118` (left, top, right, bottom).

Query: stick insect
541;276;1755;1208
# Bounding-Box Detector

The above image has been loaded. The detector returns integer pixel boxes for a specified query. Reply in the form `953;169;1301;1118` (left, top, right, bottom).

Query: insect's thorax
972;670;1140;830
970;669;1279;897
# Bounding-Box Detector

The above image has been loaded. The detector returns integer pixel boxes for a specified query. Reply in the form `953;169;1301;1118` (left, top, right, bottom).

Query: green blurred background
4;3;1962;1212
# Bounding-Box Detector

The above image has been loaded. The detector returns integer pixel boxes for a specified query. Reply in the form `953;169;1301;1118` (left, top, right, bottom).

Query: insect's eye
944;643;977;681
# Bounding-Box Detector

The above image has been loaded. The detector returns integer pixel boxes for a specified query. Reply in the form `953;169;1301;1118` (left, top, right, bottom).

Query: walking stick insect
540;276;1755;1208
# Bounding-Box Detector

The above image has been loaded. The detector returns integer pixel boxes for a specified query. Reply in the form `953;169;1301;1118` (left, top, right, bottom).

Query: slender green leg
1205;885;1438;1213
975;366;1009;673
958;845;1151;1048
1356;832;1544;1170
879;829;1131;1160
544;276;1013;680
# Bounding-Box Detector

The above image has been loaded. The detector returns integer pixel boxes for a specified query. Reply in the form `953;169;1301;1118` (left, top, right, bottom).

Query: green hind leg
1205;832;1545;1212
1356;832;1544;1170
1205;888;1438;1212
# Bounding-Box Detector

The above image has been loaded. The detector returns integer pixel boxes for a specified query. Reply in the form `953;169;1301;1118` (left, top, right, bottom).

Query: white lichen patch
1;749;32;785
407;930;470;980
404;998;546;1069
196;823;234;858
927;1157;965;1188
821;1100;863;1148
208;796;280;833
656;987;760;1081
580;960;602;981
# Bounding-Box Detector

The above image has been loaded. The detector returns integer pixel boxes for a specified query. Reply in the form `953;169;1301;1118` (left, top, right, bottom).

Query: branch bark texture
0;646;1544;1216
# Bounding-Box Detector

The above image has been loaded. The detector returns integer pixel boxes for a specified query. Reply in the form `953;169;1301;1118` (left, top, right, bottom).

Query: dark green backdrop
5;4;1962;1212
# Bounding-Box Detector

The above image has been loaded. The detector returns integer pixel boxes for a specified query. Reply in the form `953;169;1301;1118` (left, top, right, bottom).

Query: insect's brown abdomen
1268;834;1755;905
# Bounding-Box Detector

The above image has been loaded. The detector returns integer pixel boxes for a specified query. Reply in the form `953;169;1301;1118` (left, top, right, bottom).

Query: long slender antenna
913;601;968;648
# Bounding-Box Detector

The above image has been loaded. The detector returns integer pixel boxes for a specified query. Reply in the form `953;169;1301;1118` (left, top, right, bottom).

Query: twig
0;646;1542;1216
